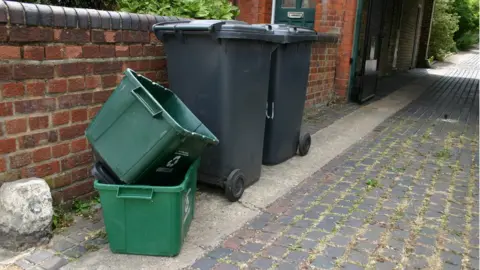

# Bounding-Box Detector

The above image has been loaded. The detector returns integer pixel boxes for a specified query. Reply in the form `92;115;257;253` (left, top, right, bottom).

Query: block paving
189;63;479;269
11;212;105;270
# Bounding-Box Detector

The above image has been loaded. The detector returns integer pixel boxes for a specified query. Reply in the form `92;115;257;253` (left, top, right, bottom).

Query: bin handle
153;20;192;26
131;87;163;118
116;186;154;200
154;21;226;33
266;102;275;119
288;25;314;33
175;21;226;33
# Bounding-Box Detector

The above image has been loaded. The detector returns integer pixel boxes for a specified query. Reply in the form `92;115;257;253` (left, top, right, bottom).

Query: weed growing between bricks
52;196;100;231
201;119;410;269
336;138;411;269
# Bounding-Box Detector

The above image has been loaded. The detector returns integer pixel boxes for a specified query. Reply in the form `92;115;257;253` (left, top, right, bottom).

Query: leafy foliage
22;0;117;10
117;0;239;20
22;0;239;20
452;0;479;50
455;30;479;50
430;0;478;59
429;0;459;60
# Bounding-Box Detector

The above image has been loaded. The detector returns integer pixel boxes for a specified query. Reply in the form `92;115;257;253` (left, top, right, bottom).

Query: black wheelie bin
260;25;318;165
153;20;276;202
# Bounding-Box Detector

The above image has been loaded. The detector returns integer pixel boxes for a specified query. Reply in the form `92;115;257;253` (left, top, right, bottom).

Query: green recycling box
94;159;200;256
86;69;218;185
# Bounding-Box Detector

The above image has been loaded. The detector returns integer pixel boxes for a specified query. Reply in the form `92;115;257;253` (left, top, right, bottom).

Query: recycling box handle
131;87;163;118
116;186;154;200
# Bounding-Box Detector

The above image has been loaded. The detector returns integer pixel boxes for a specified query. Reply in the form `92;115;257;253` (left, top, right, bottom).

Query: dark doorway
351;0;386;103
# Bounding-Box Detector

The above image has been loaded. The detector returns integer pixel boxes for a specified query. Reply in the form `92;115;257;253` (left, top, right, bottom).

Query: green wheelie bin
86;69;218;185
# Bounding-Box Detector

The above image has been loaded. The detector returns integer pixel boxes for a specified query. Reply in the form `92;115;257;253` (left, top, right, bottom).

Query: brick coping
0;0;338;42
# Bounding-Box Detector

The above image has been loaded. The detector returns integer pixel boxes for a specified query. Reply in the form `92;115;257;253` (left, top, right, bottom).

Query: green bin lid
153;19;276;41
253;24;318;44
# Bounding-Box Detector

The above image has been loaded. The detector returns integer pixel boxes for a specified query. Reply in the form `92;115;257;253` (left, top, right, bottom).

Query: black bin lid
153;19;276;41
254;24;318;44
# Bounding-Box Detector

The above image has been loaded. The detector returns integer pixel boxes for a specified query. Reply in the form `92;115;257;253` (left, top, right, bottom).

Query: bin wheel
225;169;245;202
298;133;311;157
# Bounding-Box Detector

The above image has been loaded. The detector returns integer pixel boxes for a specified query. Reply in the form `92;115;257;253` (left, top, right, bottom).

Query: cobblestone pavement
9;212;106;270
189;64;479;268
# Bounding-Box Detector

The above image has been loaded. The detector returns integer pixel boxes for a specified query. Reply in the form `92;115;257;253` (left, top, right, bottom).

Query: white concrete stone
0;178;53;251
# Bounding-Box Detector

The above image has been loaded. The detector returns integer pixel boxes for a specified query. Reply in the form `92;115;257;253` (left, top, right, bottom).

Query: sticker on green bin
183;187;192;225
156;150;190;173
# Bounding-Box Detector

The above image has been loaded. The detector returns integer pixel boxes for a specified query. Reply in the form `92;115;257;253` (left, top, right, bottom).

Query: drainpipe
233;0;239;20
392;0;405;69
424;0;436;61
411;4;422;69
347;0;364;101
271;0;276;24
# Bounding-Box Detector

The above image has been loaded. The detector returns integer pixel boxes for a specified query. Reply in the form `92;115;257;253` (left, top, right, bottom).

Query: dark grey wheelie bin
260;25;318;165
153;20;276;202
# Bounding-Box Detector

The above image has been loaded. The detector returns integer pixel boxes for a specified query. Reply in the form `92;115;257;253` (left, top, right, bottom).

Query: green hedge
23;0;240;20
430;0;479;60
430;0;459;60
117;0;239;20
23;0;117;10
452;0;479;51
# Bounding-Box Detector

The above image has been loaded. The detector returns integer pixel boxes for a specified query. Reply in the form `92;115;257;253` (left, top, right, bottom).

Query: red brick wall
236;0;357;103
0;0;355;203
306;39;338;107
312;0;357;99
236;0;273;24
0;1;172;204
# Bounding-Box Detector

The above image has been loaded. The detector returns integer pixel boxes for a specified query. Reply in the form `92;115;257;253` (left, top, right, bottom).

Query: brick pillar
416;0;435;68
315;0;357;99
314;0;347;34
